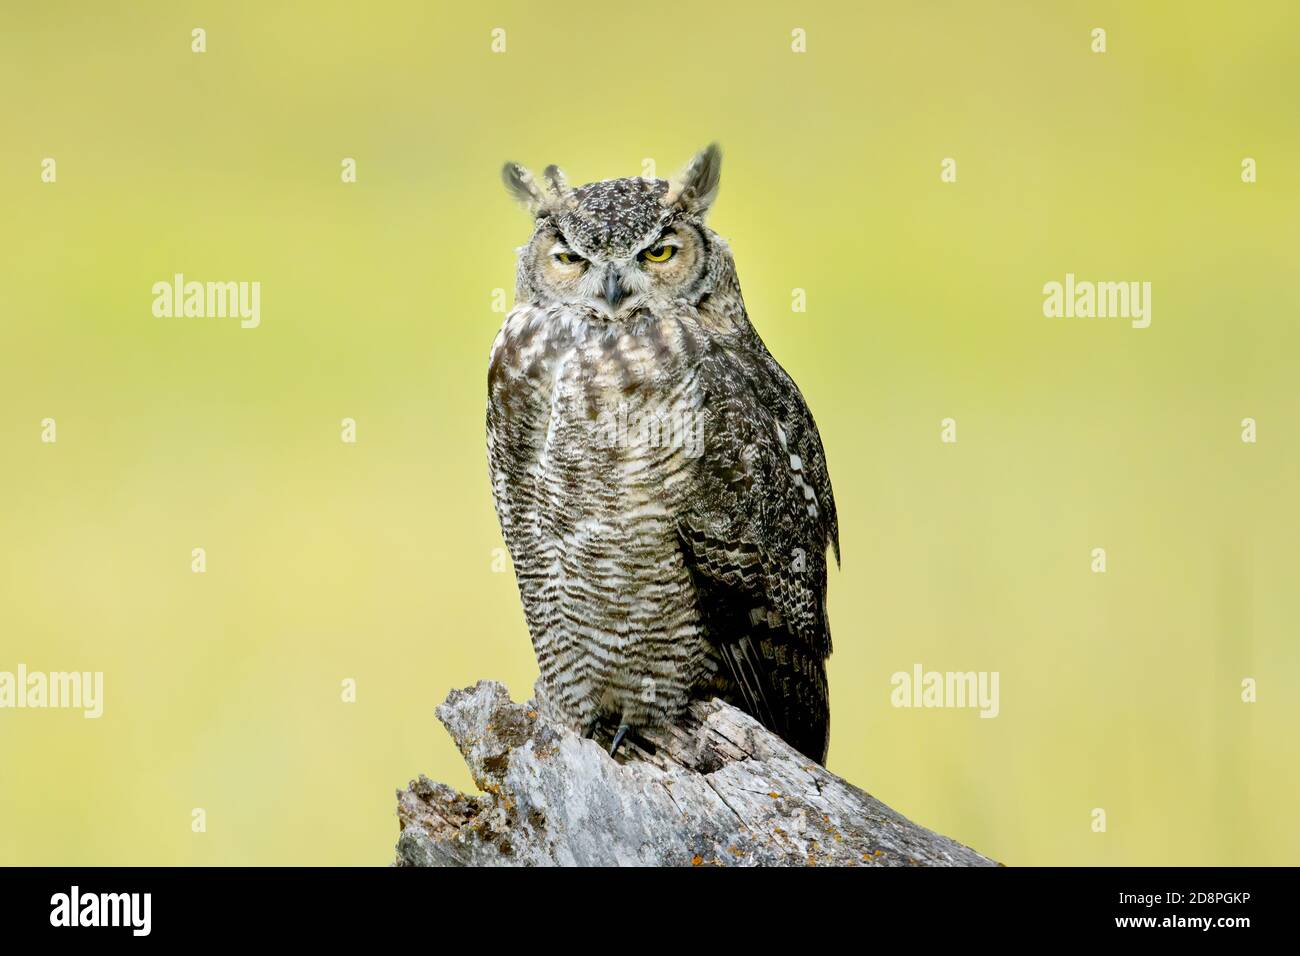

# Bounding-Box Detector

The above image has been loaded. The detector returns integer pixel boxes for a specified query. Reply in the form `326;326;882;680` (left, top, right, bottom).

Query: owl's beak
602;267;626;311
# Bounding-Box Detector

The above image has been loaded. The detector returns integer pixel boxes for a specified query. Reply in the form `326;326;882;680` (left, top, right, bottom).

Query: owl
486;145;839;763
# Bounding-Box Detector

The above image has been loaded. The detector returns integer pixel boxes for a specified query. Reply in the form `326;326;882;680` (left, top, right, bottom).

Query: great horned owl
487;145;839;763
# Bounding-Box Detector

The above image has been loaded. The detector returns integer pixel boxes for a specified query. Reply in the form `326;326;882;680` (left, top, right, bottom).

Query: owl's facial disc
535;223;705;318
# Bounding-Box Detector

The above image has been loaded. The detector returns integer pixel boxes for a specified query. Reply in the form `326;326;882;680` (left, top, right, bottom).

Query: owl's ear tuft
502;162;547;215
541;164;573;204
666;143;722;216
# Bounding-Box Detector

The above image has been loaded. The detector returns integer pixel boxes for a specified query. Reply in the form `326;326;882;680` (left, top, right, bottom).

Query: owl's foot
583;717;655;758
608;723;657;758
609;723;631;757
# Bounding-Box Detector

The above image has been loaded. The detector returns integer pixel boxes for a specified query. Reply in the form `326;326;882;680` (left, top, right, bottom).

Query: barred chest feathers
487;305;718;733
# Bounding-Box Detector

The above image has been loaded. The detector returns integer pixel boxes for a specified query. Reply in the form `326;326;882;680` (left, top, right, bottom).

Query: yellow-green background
2;1;1296;866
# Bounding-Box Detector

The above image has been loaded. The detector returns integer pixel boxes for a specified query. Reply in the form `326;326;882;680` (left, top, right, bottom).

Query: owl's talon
609;724;631;757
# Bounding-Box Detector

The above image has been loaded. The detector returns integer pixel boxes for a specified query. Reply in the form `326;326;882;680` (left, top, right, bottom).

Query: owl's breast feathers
487;304;838;764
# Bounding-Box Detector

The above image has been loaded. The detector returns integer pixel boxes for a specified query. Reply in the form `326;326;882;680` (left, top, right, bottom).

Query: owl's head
503;144;726;320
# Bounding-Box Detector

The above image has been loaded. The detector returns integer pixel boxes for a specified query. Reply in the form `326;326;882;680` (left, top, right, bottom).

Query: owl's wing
679;334;838;764
485;318;550;646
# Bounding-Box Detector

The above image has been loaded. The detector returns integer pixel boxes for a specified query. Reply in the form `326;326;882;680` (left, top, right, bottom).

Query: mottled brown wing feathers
678;335;837;762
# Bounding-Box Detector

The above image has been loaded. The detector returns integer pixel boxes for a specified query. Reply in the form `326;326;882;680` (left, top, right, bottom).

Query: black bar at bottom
0;865;1281;941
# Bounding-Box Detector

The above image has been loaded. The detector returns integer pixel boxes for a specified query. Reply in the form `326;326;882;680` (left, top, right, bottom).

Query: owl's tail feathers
715;627;830;765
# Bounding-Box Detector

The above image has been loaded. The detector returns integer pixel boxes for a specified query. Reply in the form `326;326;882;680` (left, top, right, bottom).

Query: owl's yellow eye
642;244;675;263
555;251;585;266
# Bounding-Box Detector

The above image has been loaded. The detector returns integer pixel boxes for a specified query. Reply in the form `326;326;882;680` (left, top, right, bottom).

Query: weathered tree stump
394;679;998;867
